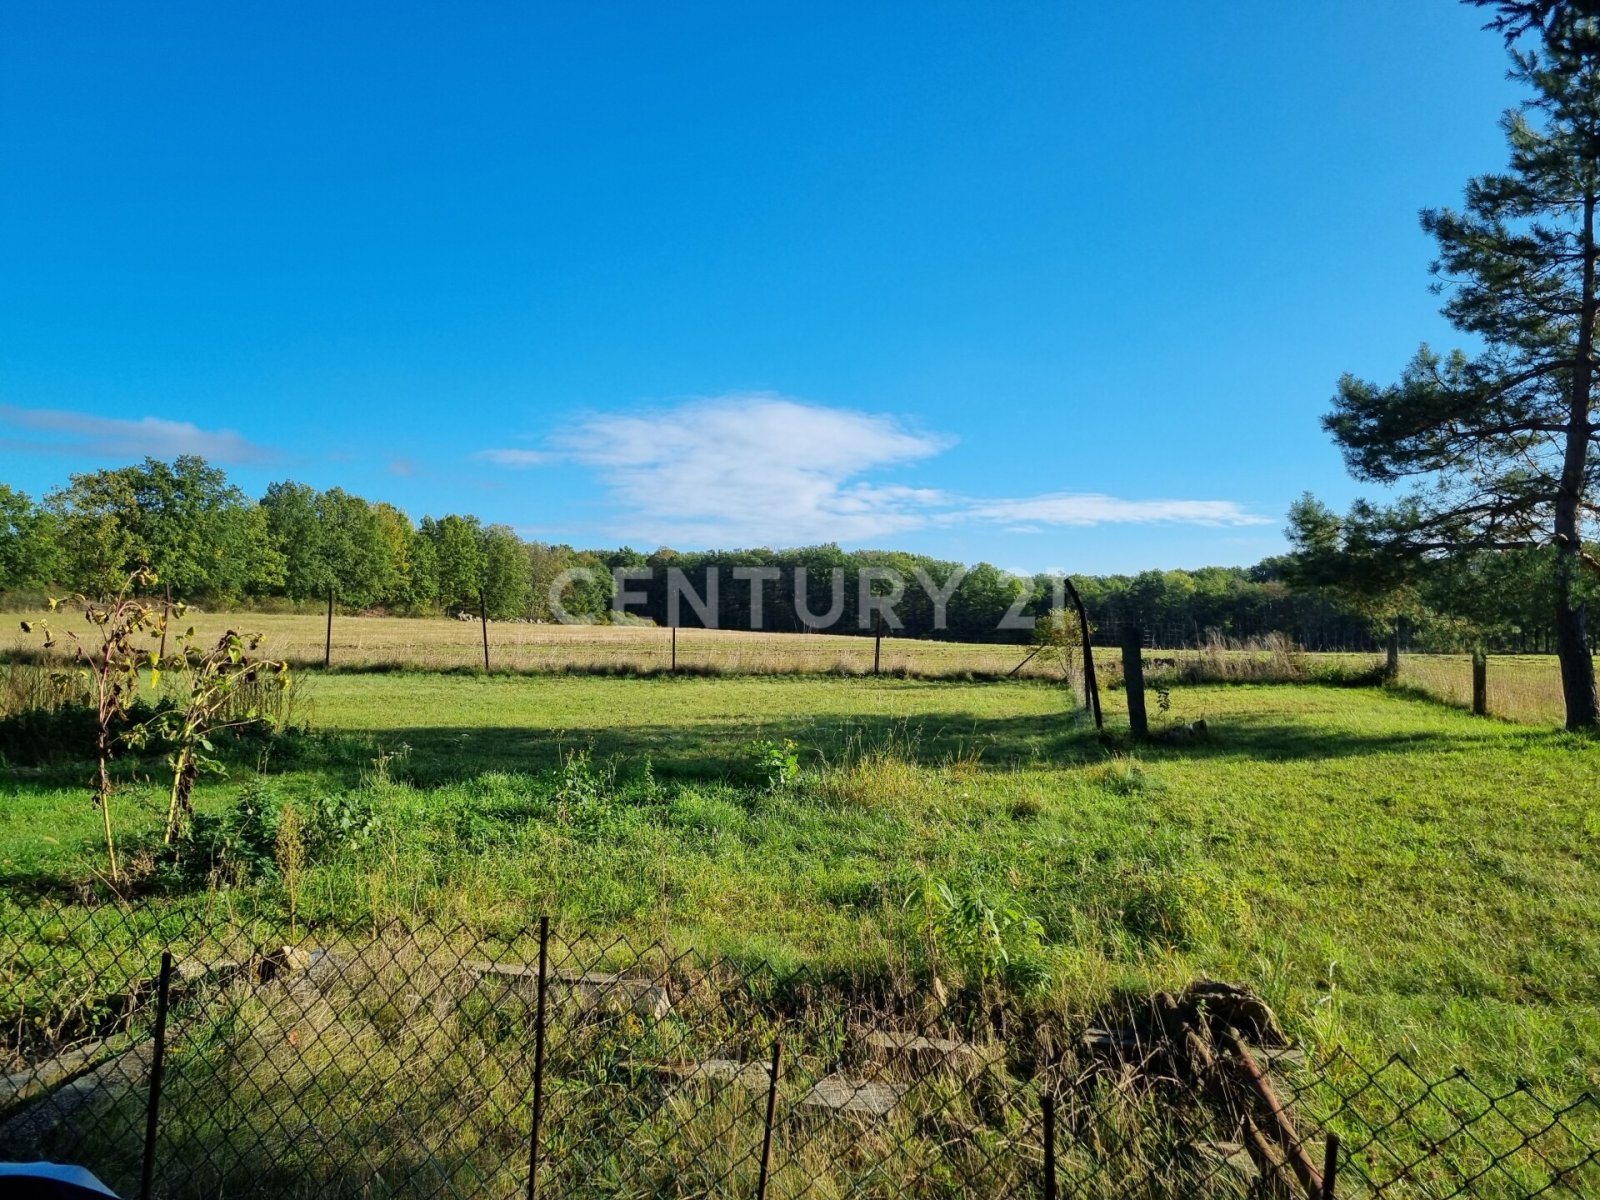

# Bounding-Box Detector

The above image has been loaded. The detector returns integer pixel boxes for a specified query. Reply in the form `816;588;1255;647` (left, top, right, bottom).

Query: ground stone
651;1057;773;1092
799;1075;906;1117
863;1030;996;1075
464;959;673;1020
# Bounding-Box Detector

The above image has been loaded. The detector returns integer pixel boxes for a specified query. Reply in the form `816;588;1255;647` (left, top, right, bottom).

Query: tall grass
1124;632;1384;689
1;659;88;718
1396;653;1575;726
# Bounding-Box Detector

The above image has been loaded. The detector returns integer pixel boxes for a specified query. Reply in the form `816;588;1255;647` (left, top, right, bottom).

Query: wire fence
2;904;1595;1199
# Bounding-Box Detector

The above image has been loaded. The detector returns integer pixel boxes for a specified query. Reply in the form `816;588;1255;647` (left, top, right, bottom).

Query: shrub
914;875;1052;994
746;737;799;790
166;780;284;885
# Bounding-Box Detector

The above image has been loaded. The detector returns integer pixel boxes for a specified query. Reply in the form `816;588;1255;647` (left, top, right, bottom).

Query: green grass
4;671;1599;1106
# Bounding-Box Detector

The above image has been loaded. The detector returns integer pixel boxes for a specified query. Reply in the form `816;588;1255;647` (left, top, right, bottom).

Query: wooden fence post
1384;622;1400;682
873;609;882;676
1472;648;1487;717
1122;624;1148;739
159;583;171;660
324;586;334;669
671;624;678;673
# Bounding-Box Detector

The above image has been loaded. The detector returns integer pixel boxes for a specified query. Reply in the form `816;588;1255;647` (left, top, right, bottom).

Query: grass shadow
303;694;1578;788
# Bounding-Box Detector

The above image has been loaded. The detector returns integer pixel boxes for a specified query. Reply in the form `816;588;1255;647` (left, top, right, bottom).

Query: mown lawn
3;672;1598;1099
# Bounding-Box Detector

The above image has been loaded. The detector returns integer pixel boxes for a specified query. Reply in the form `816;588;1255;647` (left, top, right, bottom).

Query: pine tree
1320;10;1600;727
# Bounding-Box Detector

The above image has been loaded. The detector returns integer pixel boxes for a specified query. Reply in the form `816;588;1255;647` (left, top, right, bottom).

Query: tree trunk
1556;188;1600;730
1554;545;1598;728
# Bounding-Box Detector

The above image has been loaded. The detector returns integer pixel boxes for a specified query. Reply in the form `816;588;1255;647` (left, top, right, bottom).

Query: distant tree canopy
0;455;1571;653
0;483;58;590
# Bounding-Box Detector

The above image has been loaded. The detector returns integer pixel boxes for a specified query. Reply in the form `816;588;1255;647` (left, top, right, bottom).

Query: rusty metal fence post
756;1039;782;1200
528;916;550;1200
1061;576;1102;729
1042;1092;1057;1200
139;950;175;1200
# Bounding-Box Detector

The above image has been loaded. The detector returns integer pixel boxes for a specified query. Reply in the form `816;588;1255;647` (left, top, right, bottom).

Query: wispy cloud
477;392;1268;546
969;494;1270;528
475;448;557;468
0;405;271;464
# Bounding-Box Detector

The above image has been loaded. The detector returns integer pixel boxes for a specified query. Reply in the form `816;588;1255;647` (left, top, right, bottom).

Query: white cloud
0;405;270;464
478;393;1268;545
550;394;952;545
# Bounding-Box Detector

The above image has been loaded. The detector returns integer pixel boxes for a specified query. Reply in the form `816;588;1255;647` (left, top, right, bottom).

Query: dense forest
0;456;1581;652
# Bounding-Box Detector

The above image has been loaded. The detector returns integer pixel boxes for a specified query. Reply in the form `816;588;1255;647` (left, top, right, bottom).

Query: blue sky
0;2;1521;573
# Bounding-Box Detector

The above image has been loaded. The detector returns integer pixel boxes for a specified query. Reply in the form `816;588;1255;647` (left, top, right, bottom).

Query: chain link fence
2;904;1595;1199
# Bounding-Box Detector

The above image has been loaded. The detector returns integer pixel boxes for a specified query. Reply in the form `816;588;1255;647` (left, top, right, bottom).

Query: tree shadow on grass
1117;716;1569;766
323;700;1578;788
350;707;1101;786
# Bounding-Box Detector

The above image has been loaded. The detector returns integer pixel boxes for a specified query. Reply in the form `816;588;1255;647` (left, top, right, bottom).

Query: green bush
746;737;800;789
158;781;382;887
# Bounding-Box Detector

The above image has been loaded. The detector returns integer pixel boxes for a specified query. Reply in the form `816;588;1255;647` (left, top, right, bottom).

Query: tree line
0;455;1572;651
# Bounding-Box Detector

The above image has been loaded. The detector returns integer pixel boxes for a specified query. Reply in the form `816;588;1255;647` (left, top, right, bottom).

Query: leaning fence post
527;916;550;1200
140;950;175;1200
1472;648;1487;717
1042;1092;1057;1200
756;1039;782;1200
1061;576;1102;730
1322;1131;1340;1199
1122;624;1148;738
480;588;491;672
324;586;334;669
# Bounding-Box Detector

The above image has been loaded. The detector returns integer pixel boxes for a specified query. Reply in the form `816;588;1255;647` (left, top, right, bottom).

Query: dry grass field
3;606;1072;679
4;605;1592;725
1393;653;1581;727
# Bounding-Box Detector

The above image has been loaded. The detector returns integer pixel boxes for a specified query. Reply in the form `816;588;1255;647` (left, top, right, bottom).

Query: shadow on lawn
353;708;1099;785
336;701;1573;787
